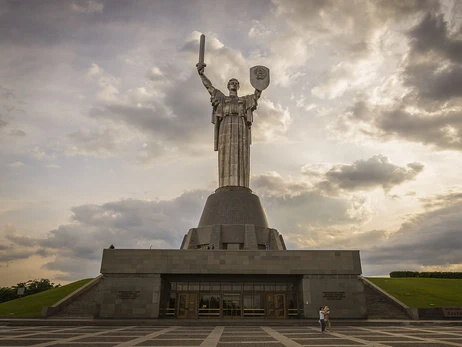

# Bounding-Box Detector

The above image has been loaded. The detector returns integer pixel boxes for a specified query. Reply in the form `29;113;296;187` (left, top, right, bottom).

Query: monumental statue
179;33;283;250
196;34;270;188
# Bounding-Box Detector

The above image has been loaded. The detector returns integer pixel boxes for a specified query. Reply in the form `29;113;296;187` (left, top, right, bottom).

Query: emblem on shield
250;65;270;90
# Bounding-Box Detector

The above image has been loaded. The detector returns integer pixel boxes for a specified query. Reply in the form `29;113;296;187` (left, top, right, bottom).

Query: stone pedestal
181;186;286;250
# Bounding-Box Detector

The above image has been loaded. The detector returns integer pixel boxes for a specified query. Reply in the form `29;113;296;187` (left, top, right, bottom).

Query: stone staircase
364;281;411;319
53;279;101;318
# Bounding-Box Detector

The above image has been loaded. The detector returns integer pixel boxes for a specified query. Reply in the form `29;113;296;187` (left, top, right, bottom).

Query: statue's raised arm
196;64;215;95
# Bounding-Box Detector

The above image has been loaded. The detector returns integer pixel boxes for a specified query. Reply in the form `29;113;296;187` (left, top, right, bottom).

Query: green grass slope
367;278;462;308
0;278;93;317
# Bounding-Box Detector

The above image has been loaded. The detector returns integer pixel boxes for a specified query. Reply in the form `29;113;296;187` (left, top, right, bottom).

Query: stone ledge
100;249;362;275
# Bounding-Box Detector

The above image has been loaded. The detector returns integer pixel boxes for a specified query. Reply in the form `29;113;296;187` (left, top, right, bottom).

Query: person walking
324;305;331;332
319;306;326;333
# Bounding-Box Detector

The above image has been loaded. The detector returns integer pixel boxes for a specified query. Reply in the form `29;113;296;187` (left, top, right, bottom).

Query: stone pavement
1;324;462;347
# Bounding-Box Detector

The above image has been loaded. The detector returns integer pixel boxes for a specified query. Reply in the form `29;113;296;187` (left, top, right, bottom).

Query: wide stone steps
364;282;410;319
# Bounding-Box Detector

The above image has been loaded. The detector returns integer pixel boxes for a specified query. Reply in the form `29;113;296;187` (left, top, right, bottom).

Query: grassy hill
0;278;93;317
367;277;462;308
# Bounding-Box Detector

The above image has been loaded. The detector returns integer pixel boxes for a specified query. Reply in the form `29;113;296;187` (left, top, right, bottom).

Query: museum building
96;187;366;319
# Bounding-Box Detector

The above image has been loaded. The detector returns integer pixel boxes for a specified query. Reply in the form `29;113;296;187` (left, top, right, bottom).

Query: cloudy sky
1;0;462;286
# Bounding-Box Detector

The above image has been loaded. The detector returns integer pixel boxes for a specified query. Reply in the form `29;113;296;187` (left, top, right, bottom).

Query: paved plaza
1;324;462;347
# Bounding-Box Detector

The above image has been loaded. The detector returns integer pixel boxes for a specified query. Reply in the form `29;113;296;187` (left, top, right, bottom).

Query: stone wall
96;274;161;319
302;275;366;319
100;249;362;275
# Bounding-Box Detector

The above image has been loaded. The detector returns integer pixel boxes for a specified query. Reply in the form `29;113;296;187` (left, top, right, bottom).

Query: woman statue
197;64;262;188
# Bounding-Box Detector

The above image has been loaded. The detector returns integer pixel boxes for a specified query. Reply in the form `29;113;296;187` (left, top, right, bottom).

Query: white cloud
7;161;24;168
70;0;104;14
45;164;61;169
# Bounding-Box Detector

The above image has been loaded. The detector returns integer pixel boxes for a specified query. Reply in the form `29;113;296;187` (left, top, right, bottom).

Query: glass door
177;293;197;319
222;293;242;318
266;294;286;318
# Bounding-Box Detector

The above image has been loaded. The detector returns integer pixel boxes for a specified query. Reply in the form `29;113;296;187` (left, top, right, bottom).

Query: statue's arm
200;73;216;95
197;64;215;95
254;89;262;100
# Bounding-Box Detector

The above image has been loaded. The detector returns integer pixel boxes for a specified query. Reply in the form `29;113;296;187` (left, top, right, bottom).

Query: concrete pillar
210;225;222;249
244;224;258;249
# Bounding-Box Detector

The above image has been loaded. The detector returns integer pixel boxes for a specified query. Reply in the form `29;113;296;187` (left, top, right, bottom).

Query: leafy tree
0;278;61;303
0;287;16;303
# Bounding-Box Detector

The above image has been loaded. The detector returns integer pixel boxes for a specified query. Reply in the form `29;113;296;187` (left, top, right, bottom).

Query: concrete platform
2;318;462;327
1;322;462;347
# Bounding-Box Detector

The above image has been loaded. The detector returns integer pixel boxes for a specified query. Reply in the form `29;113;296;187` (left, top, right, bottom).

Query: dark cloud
0;249;32;263
404;63;462;101
0;190;208;280
253;173;372;230
418;190;462;209
332;99;462;151
377;107;462;150
4;225;37;247
363;190;462;273
401;13;462;102
408;13;462;63
303;155;424;193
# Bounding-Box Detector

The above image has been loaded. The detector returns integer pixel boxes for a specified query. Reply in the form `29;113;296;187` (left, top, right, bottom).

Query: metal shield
250;65;270;90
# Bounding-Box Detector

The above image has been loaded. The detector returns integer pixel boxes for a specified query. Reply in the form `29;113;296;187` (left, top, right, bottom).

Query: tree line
390;271;462;279
0;279;60;303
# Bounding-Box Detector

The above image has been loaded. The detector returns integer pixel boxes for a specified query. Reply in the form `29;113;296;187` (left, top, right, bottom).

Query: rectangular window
200;282;210;291
275;283;287;291
222;282;232;291
177;283;188;291
232;282;242;291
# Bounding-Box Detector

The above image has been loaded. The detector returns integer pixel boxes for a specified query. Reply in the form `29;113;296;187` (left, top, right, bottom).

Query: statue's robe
209;89;258;188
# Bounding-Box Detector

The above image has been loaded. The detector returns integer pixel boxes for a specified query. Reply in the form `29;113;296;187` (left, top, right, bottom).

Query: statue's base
181;186;286;250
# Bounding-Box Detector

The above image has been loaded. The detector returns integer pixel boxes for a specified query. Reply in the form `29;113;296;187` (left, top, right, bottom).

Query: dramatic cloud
363;189;462;274
253;172;373;233
0;190;208;280
315;155;424;193
330;9;462;151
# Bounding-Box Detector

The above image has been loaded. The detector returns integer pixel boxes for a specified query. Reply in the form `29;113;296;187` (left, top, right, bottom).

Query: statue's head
227;78;240;92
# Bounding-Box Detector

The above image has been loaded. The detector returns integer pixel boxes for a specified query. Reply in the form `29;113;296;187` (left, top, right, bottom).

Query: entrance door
222;293;242;318
177;293;197;319
266;294;286;318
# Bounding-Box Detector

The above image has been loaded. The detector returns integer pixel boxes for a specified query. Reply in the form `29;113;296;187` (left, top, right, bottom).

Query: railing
288;308;304;318
198;308;220;318
165;308;175;317
243;308;265;317
163;307;303;318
